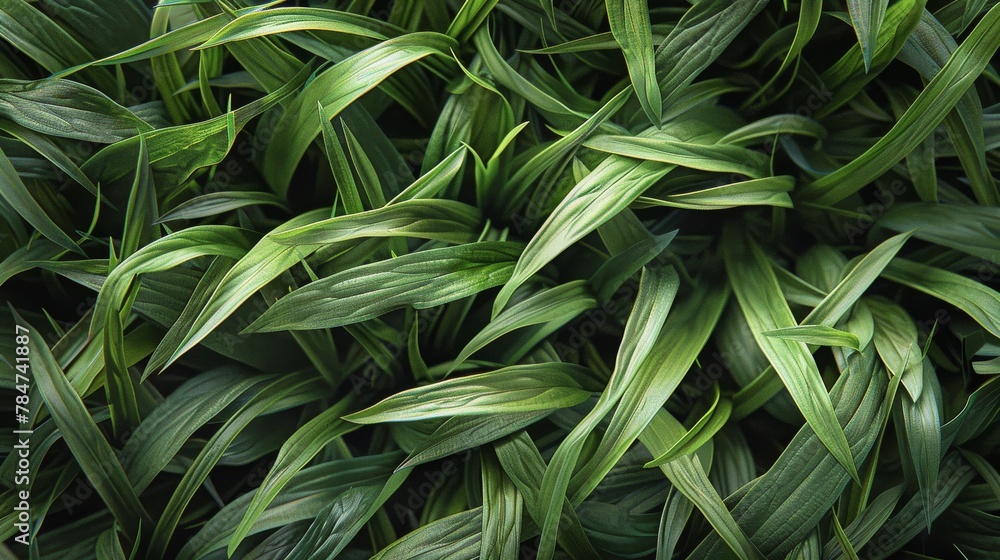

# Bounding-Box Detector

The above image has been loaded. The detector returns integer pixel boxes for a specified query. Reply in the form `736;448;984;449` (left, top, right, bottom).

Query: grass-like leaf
723;222;859;482
248;241;523;332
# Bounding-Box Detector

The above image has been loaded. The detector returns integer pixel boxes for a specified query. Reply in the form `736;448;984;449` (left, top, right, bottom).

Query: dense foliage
1;0;1000;558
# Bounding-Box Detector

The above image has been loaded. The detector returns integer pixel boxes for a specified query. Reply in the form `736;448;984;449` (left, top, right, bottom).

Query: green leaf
342;122;390;211
723;222;859;483
471;27;593;129
896;359;942;530
149;5;203;125
846;0;890;71
494;431;601;560
0;147;80;254
972;356;1000;375
120;135;159;261
262;32;456;195
493;156;670;315
0;119;102;200
882;258;1000;338
607;0;661;126
867;297;923;399
450;280;596;372
122;366;265;491
943;356;996;422
102;295;140;438
95;527;128;560
644;383;733;467
898;11;996;206
0;238;62;286
90;225;254;340
637;177;795;210
156;191;289;223
751;0;822;101
640;411;762;560
177;454;404;559
691;348;888;558
821;485;905;558
390;145;468;204
0;78;152;142
321;114;365;215
228;394;358;555
447;0;500;43
157;209;328;370
140;257;235;376
800;3;1000;205
286;467;410;559
0;0;116;91
52;5;264;73
885;85;938;202
400;412;550;470
763;325;862;351
584;133;770;178
248;241;522;332
21;312;151;539
146;372;329;559
570;278;729;501
537;267;679;560
370;508;482;560
271;199;483;246
500;86;633;216
858;452;976;558
480;448;522;560
814;0;926;120
957;449;1000;506
345;363;593;423
592;223;676;301
719;114;827;145
197;6;397;48
83;64;307;192
801;232;913;327
656;488;694;560
653;0;770;105
878;203;1000;262
4;0;1000;555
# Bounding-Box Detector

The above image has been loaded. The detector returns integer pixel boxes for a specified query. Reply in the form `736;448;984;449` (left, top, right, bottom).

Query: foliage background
1;0;1000;558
